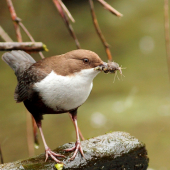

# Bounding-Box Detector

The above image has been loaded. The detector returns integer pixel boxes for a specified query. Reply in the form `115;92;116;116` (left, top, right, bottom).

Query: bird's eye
83;58;89;63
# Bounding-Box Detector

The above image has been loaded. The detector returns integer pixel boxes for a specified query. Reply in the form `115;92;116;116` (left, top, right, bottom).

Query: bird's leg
78;126;85;141
32;116;39;148
65;111;85;160
68;113;85;141
37;121;65;163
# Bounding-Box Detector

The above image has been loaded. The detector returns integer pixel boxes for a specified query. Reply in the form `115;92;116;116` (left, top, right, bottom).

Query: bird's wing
15;66;47;103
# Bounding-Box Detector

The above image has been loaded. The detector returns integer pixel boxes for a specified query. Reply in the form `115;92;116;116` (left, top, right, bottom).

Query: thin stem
19;23;34;42
97;0;123;17
6;0;44;157
26;111;34;157
19;22;45;59
6;0;22;42
164;0;170;80
0;144;4;164
53;0;81;49
89;0;112;61
6;0;45;59
0;42;46;52
0;26;13;42
57;0;75;22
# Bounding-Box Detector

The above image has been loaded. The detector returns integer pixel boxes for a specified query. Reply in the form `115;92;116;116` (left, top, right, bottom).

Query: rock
0;132;149;170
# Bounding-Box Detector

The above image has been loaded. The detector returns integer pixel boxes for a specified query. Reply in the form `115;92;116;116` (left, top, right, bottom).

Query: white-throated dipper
2;49;121;163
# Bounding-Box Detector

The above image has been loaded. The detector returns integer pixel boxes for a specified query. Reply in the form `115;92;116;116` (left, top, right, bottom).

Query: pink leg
65;112;85;160
68;113;85;141
37;122;65;163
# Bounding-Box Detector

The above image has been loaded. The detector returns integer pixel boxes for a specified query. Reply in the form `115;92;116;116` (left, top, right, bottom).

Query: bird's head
63;49;122;76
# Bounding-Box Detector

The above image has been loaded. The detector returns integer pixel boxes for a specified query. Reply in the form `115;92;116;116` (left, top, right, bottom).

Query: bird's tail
2;50;36;74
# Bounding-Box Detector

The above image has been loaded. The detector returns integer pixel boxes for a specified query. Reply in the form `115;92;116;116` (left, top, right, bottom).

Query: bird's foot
65;141;84;160
45;147;65;163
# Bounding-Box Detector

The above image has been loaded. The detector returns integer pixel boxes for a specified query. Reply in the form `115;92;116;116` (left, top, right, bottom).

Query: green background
0;0;169;169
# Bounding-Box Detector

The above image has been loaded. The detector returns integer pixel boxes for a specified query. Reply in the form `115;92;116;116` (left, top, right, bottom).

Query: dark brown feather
15;67;47;102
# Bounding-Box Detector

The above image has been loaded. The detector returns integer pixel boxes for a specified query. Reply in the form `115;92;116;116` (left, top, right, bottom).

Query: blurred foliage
0;0;170;169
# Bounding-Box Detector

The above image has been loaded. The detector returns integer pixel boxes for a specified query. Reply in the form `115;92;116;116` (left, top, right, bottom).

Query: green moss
43;44;49;52
55;163;64;170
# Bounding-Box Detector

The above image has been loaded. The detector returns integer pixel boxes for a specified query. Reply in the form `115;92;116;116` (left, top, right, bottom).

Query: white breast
34;68;100;111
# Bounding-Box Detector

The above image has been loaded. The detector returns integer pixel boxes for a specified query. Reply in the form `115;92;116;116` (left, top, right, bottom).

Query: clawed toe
65;141;84;160
45;148;65;163
64;146;76;152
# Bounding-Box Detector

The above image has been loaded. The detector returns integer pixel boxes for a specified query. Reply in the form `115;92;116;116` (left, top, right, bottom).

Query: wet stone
0;132;149;170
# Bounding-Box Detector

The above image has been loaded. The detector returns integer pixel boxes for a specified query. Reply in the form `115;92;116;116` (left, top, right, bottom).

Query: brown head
34;49;105;76
63;49;104;72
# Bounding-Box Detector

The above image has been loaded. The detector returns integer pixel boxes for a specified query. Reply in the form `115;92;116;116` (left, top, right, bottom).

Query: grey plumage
2;50;36;75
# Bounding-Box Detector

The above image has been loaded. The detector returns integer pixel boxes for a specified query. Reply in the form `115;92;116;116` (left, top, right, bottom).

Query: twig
19;22;45;59
97;0;123;17
57;0;75;22
0;144;4;164
6;0;45;58
89;0;112;61
26;111;34;157
53;0;84;141
6;0;22;42
53;0;81;49
0;42;47;52
6;0;42;156
0;26;13;42
164;0;170;79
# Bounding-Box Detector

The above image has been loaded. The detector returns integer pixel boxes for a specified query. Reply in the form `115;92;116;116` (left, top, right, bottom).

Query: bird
2;49;109;163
